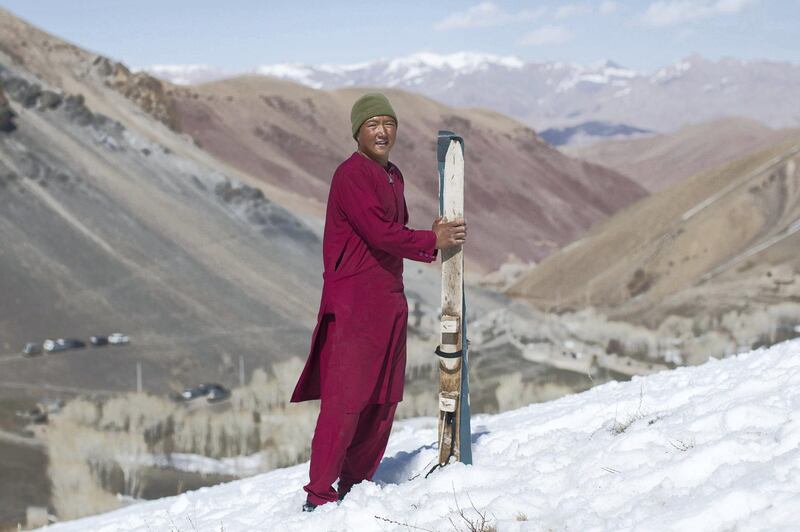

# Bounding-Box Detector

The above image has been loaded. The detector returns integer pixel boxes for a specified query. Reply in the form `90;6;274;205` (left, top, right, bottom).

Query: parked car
44;338;85;352
206;384;231;403
177;383;230;403
22;342;42;357
15;406;47;424
90;335;108;346
39;399;64;414
179;383;212;401
108;333;130;345
43;339;62;352
59;338;85;349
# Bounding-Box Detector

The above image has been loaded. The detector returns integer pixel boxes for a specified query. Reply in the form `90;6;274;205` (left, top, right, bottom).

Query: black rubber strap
435;346;463;359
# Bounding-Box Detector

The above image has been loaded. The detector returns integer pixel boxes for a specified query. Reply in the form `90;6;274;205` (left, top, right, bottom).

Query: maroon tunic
290;152;437;413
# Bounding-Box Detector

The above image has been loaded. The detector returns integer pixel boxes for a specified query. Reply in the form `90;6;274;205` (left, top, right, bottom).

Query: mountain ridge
509;136;800;365
565;117;800;191
143;51;800;135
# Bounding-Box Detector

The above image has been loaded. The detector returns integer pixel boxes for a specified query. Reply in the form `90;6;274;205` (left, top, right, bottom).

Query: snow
254;64;324;89
253;52;525;88
380;52;523;86
555;62;640;93
119;451;265;477
138;64;229;85
383;52;524;73
39;339;800;531
650;59;693;84
317;61;371;74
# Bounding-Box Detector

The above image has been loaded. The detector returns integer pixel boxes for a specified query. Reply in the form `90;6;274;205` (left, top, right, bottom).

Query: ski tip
437;130;464;163
437;130;464;143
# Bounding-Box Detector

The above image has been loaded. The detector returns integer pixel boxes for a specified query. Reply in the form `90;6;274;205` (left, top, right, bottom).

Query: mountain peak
384;51;525;72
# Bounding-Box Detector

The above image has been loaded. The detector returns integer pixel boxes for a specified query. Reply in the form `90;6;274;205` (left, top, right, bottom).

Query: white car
108;333;130;345
22;342;42;357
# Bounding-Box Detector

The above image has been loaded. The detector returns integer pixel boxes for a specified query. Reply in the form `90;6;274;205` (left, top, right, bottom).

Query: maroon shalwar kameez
291;152;436;505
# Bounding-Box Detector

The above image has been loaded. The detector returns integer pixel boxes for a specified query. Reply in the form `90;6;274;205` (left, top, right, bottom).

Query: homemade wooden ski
434;130;472;468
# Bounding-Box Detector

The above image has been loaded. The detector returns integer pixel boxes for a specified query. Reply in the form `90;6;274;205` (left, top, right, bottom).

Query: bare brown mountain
510;138;800;351
170;77;647;272
566;117;800;192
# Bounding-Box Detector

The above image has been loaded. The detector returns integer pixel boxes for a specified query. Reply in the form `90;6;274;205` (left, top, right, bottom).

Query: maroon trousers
304;400;397;505
303;315;398;506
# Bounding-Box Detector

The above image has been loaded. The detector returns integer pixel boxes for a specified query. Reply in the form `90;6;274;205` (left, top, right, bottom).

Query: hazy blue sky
2;1;798;71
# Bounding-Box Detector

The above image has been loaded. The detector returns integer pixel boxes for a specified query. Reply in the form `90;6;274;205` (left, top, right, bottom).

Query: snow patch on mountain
555;60;641;93
38;338;800;531
384;51;524;73
651;59;693;85
254;64;325;89
136;64;230;85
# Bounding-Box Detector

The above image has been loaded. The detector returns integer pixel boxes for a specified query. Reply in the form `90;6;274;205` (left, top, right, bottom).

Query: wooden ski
434;130;471;467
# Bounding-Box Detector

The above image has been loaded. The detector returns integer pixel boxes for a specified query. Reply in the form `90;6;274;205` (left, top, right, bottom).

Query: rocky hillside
566;117;800;192
0;61;324;393
509;139;800;364
0;9;179;133
0;6;359;402
0;85;14;131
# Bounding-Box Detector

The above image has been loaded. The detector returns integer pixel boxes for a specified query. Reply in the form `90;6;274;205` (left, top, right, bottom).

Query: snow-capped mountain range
143;52;800;136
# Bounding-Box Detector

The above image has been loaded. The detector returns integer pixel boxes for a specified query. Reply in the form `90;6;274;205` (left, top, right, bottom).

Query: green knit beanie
350;93;398;138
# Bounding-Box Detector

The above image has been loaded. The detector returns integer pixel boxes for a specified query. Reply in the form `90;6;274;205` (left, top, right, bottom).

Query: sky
1;0;799;72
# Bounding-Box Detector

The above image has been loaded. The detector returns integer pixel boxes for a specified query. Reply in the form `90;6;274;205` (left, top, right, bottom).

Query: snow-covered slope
40;339;800;531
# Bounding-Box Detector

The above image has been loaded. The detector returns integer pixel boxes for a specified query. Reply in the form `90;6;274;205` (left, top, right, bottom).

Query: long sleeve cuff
413;230;438;263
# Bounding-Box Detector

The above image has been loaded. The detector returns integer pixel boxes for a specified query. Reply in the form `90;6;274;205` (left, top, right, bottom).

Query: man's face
356;115;397;165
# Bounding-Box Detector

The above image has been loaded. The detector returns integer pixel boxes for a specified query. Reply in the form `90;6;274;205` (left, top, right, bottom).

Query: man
290;93;467;511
